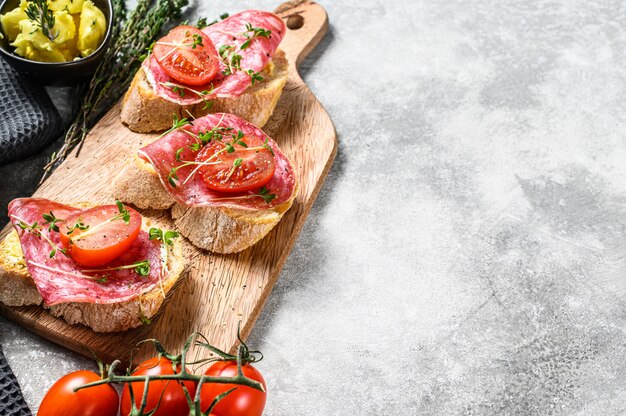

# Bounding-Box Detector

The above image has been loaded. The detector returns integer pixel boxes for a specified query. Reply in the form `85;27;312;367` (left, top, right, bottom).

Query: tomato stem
74;330;265;415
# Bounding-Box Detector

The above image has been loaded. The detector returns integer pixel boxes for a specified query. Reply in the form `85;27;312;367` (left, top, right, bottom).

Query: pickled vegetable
77;1;105;57
0;0;106;62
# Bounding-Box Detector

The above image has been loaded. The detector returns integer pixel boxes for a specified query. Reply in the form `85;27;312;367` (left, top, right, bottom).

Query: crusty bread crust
0;217;185;332
114;156;175;210
120;50;289;133
170;183;298;253
0;231;42;306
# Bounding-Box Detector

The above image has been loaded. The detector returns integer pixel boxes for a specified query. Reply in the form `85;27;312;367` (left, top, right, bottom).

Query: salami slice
146;10;286;105
138;113;296;210
8;198;165;306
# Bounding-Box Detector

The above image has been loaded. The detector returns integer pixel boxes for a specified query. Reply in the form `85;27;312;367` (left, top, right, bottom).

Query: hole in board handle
286;14;304;30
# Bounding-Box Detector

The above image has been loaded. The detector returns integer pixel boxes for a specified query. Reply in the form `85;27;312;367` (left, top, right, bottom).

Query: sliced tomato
154;25;219;86
59;204;142;267
196;134;276;193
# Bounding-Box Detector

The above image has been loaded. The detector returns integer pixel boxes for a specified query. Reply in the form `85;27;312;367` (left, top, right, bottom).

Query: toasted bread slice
120;50;289;133
115;156;298;253
0;217;185;332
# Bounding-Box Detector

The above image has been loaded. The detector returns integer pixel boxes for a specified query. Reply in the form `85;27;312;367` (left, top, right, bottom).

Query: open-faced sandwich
115;113;298;253
0;198;184;332
121;10;288;132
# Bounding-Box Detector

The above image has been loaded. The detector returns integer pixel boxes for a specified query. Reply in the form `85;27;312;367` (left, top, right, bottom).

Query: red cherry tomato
120;356;197;416
59;204;142;267
38;370;118;416
197;134;275;193
200;361;267;416
154;25;219;85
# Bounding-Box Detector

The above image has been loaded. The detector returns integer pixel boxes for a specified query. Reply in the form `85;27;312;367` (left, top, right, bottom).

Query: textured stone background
2;0;626;414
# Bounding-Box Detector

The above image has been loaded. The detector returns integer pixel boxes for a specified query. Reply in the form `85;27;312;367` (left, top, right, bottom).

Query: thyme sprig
42;0;190;183
24;0;58;41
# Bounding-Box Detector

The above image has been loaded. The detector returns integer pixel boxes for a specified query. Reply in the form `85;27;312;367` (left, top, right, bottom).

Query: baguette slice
121;50;289;133
115;156;298;253
0;216;185;332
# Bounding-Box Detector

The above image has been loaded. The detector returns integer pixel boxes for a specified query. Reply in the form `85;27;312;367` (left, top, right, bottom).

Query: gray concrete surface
2;0;626;414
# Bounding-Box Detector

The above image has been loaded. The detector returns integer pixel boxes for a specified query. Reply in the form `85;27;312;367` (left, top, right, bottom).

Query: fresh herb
175;147;184;161
224;131;247;153
67;200;131;242
66;221;89;235
16;220;67;258
42;0;191;182
115;200;131;224
207;187;278;204
246;69;264;85
173;85;185;97
258;186;277;203
149;227;179;246
82;260;151;276
160;82;213;109
42;211;63;232
159;115;192;139
191;33;203;49
140;315;152;325
240;23;271;50
219;45;242;76
202;12;229;28
196;17;208;29
233;157;243;168
24;0;58;41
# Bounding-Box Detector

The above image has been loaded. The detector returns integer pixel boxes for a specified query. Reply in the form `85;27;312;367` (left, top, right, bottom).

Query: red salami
8;198;165;306
138;113;296;210
145;10;286;105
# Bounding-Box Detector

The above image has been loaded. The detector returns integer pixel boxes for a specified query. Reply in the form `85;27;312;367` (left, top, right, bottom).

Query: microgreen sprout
16;219;67;259
240;23;271;50
42;211;63;233
149;227;180;246
81;260;151;277
246;69;264;85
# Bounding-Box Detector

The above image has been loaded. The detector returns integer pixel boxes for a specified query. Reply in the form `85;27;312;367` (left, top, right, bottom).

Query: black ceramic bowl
0;0;113;85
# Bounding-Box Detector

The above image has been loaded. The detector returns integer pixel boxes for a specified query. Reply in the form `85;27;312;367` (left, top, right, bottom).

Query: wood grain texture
0;0;336;364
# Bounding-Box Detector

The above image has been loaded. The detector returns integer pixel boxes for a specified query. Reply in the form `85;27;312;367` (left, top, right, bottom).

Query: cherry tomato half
38;370;118;416
59;204;142;267
200;361;267;416
120;356;197;416
154;25;219;86
197;134;275;193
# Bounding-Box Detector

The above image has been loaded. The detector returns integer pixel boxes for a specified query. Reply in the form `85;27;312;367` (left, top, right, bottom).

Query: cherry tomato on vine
120;356;197;416
200;361;267;416
154;26;219;85
59;204;142;267
197;134;275;193
38;370;118;416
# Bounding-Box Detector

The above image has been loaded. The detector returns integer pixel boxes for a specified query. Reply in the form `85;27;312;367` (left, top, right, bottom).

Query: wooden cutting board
0;0;336;364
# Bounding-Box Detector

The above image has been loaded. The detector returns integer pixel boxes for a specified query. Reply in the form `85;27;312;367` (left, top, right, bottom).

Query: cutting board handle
275;1;329;71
